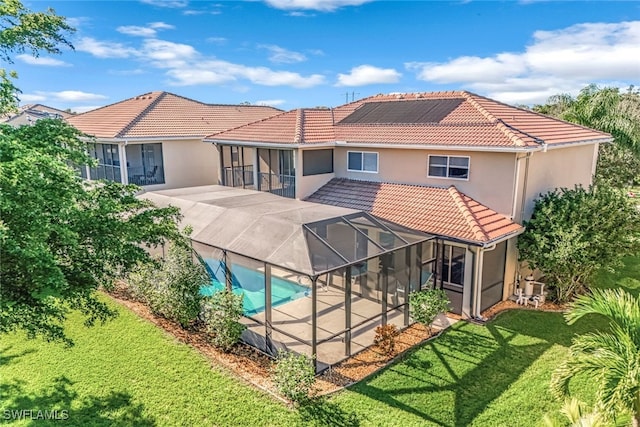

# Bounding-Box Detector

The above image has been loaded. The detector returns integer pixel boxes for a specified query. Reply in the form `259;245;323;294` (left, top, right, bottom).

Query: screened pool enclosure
142;186;438;372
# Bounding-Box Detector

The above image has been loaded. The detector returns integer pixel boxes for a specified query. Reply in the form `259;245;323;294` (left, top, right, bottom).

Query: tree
0;120;182;344
1;0;74;113
518;185;640;302
127;238;209;328
533;85;640;187
550;289;640;427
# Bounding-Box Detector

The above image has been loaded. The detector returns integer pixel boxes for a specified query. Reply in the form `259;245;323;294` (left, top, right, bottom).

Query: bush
374;324;399;356
128;240;209;328
518;185;640;303
202;290;245;352
272;350;316;404
409;289;450;333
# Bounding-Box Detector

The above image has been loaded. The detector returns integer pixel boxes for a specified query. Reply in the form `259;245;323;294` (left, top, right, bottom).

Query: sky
10;0;640;112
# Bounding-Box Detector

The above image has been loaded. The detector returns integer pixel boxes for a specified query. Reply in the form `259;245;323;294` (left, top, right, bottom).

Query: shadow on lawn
0;345;37;367
346;311;602;427
297;398;362;426
0;376;155;426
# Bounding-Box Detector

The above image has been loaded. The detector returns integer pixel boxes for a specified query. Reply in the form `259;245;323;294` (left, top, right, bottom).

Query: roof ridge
464;92;529;147
294;109;304;144
68;91;162;121
116;92;167;138
447;186;489;242
204;108;294;139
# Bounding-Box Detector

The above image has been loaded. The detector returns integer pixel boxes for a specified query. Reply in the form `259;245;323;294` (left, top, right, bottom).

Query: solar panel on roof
338;98;464;124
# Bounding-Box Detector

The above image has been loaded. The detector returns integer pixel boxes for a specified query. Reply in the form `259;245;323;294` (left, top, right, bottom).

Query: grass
2;254;638;426
326;311;604;427
593;253;640;297
0;297;297;426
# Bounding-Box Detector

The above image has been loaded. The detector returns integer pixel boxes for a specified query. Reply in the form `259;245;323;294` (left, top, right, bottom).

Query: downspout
510;154;526;220
471;242;498;320
518;152;533;224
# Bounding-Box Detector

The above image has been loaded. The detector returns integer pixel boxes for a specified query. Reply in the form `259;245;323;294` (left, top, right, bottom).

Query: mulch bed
106;284;567;400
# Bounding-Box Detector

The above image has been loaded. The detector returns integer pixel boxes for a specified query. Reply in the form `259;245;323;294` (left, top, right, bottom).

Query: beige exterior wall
134;139;218;191
515;143;597;222
296;148;335;199
333;147;517;215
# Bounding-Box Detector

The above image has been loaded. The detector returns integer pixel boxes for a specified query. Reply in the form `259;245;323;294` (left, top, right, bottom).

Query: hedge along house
203;91;611;318
65;91;280;190
141;185;437;372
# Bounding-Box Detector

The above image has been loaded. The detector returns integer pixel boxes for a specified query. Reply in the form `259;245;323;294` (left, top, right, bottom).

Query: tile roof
206;91;611;149
306;178;524;244
66;91;281;139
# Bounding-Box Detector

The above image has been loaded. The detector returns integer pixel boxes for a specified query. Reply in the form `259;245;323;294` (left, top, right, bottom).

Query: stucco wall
516;143;597;221
138;139;218;191
333;147;517;216
296;148;335;199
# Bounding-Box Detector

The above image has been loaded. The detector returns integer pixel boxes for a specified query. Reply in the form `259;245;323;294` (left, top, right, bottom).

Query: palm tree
543;398;607;427
550;288;640;426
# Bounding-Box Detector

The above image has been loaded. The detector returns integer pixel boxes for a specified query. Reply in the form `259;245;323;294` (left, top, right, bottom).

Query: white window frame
347;150;379;173
427;155;470;180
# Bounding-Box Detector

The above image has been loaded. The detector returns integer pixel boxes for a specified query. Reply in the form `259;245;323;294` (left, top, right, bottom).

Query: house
1;104;72;126
66;91;280;190
203;91;612;319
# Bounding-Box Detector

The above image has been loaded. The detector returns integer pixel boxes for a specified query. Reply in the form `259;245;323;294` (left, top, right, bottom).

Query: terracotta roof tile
306;179;524;244
206;90;611;149
66;91;281;139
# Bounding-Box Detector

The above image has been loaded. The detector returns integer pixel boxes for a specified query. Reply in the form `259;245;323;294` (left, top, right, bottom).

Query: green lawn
593;254;640;297
0;298;297;426
2;254;638;426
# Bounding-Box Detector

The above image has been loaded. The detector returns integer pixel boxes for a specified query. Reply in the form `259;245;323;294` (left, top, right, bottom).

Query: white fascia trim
334;141;542;153
201;137;611;152
204;139;336;149
93;136;204;143
542;137;613;150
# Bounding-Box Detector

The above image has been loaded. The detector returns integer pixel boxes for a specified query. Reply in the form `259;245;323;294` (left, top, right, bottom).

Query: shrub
518;185;640;303
128;239;209;328
202;290;245;352
272;350;316;404
409;288;450;334
374;324;399;356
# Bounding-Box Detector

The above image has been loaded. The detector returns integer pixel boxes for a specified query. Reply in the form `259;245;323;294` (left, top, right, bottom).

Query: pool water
200;259;309;316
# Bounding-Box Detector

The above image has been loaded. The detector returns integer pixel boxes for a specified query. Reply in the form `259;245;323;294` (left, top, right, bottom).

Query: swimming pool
200;259;309;316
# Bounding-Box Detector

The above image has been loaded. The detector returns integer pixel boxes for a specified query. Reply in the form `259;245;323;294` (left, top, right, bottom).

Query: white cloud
183;9;222;15
18;94;47;103
16;54;71;67
140;0;188;8
76;37;138;58
166;59;325;88
336;65;401;86
206;37;227;45
109;68;146;76
264;0;373;11
255;99;287;106
117;26;157;37
407;20;640;104
117;22;174;38
149;22;175;30
141;39;198;68
73;105;104;113
78;34;326;89
20;91;108;104
259;44;306;64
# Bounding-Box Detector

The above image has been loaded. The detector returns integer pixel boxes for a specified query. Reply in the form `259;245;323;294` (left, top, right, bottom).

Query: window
87;143;121;183
125;143;165;186
303;149;333;176
428;155;469;179
347;151;378;173
440;244;465;286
